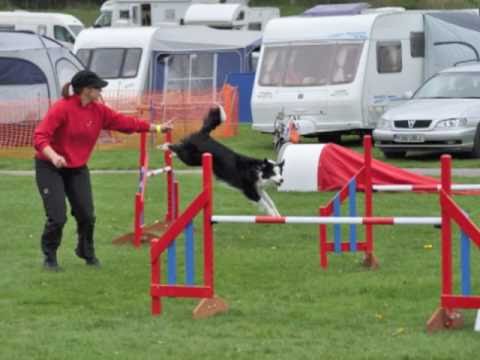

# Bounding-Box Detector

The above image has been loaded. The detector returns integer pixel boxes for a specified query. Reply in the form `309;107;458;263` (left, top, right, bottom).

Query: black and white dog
163;106;284;216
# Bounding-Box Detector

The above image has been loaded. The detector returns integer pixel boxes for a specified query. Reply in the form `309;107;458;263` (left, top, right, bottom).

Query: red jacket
34;95;150;168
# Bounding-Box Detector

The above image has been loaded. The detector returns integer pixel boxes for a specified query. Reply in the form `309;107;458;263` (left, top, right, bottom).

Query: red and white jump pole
374;184;480;192
211;215;441;225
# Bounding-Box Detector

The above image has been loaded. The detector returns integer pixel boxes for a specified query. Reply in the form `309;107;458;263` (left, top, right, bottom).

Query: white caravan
251;9;480;138
0;11;84;48
74;25;260;98
184;3;279;31
94;0;228;27
74;27;158;96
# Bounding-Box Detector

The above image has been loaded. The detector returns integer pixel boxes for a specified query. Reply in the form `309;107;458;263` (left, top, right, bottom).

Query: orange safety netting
0;85;239;157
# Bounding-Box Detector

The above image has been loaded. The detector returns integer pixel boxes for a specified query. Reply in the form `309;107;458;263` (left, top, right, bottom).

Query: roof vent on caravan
302;3;369;17
363;7;405;14
184;4;247;29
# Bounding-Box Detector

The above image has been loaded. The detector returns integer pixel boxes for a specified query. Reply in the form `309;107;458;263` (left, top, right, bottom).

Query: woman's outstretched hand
150;120;173;134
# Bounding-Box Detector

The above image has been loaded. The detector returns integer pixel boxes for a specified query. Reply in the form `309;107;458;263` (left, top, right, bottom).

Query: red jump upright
427;155;480;332
113;129;180;247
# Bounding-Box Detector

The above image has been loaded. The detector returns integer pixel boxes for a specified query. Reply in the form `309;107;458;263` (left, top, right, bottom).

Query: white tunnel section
277;143;326;192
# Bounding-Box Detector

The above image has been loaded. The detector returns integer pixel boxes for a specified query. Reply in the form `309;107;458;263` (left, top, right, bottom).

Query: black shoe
75;248;100;267
43;256;61;272
85;257;101;267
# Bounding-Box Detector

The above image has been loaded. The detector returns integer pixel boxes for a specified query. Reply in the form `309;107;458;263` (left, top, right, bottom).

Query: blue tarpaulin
226;72;255;123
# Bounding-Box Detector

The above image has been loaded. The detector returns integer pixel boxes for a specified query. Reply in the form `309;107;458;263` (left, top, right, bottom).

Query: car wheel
382;149;406;159
469;125;480;158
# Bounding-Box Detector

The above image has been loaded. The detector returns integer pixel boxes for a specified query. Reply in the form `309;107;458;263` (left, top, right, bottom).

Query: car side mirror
403;90;413;99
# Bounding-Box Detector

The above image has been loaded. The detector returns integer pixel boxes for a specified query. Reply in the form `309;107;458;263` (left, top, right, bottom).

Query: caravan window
76;49;91;68
54;25;75;44
259;43;364;87
119;10;130;19
122;49;142;77
86;48;142;79
248;23;262;31
377;42;402;73
331;43;363;84
259;46;289;86
90;49;124;78
94;11;112;27
284;45;335;86
410;32;425;58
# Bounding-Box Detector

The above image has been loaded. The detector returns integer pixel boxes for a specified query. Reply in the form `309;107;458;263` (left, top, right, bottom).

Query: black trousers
35;158;96;259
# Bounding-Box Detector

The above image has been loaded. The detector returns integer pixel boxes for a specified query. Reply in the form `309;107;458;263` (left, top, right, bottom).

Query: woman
34;70;169;271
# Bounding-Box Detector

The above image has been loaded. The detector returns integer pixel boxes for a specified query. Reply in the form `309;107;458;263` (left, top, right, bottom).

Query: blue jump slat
461;230;471;296
167;240;177;285
185;221;195;285
348;179;357;252
333;195;341;253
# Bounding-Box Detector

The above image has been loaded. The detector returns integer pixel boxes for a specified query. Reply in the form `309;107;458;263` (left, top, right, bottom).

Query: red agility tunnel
278;142;438;192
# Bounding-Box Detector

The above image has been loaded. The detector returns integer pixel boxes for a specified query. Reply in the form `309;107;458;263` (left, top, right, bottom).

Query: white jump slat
147;166;172;177
211;215;441;225
373;184;480;192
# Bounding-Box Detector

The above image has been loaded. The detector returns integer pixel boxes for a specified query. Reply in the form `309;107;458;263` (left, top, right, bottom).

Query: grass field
2;127;480;358
1;3;480;356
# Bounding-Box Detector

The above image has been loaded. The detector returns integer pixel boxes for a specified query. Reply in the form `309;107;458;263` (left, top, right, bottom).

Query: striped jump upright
150;153;228;319
113;128;180;247
318;136;378;269
426;155;480;332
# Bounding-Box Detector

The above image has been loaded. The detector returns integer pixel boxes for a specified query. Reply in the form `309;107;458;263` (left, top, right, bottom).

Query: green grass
1;125;479;170
2;166;480;359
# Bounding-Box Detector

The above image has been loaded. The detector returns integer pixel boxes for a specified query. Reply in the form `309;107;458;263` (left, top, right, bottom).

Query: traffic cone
288;121;300;143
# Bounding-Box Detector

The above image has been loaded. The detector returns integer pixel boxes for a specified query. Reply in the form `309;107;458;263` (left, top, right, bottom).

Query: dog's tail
200;105;226;135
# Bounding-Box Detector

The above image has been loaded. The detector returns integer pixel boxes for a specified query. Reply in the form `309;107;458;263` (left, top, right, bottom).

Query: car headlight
435;118;468;128
376;117;391;129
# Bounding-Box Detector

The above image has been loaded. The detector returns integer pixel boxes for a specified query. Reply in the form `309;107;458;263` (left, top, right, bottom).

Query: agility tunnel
278;142;439;192
149;138;480;332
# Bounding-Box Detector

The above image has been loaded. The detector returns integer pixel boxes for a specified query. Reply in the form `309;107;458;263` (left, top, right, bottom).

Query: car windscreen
414;72;480;99
258;42;364;87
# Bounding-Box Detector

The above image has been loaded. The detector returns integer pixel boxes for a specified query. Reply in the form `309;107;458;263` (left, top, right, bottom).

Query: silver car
373;64;480;158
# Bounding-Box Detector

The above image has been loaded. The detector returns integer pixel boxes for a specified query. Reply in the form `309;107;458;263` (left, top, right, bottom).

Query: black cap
71;70;108;89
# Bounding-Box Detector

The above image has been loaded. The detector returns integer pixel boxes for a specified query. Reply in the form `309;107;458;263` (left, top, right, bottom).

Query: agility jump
149;138;480;331
113;127;179;247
